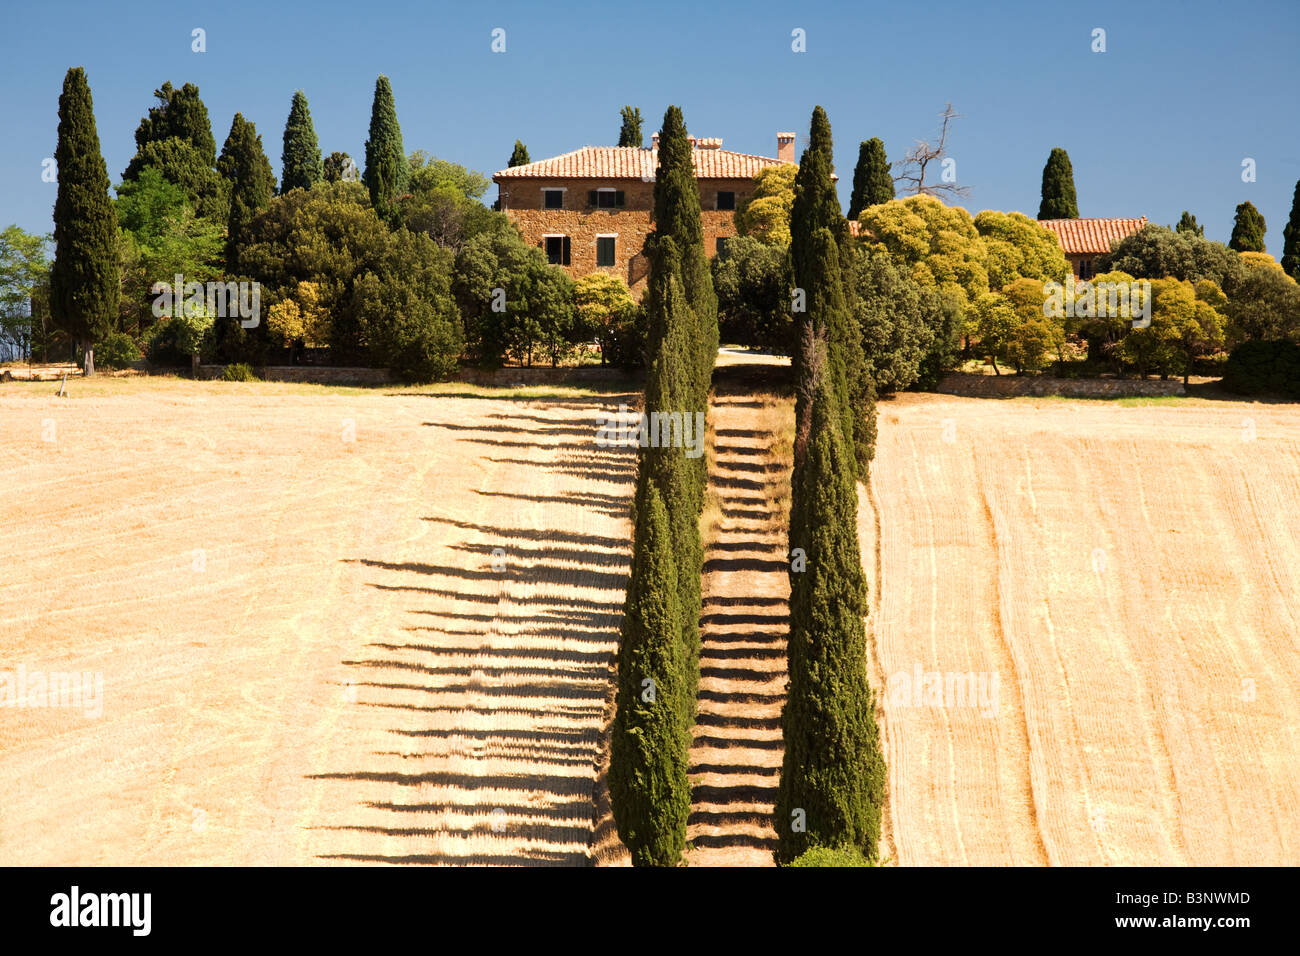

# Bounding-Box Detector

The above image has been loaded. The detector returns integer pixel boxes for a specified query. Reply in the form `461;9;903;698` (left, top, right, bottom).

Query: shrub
95;331;141;369
1221;339;1300;398
786;845;874;867
221;362;257;381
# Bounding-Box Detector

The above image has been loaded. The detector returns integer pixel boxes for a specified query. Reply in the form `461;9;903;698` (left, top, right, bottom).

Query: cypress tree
1175;210;1204;237
847;137;894;220
362;75;408;219
1282;180;1300;281
790;107;870;473
50;67;118;376
1037;147;1079;219
507;140;530;167
124;80;217;176
618;106;643;147
280;90;323;193
608;480;691;867
220;113;277;272
1230;200;1267;252
776;376;886;863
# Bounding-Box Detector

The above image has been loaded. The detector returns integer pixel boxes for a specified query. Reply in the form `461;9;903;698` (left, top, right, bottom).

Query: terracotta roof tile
1038;217;1148;255
494;146;791;182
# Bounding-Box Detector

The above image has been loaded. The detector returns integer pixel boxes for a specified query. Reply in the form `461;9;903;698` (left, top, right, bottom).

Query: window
545;236;570;266
715;237;730;256
1079;258;1093;280
596;236;616;267
589;189;625;208
543;189;563;209
716;191;735;211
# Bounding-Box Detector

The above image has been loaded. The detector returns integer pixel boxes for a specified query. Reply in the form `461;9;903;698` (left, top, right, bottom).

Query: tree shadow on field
686;364;792;862
310;395;636;866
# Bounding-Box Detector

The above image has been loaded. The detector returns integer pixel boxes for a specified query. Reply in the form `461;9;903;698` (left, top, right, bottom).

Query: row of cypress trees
777;107;887;864
47;67;409;374
608;106;719;866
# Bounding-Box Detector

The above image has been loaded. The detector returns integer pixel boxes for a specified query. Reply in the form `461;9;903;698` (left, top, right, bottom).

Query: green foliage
778;385;885;864
219;114;277;273
711;236;791;350
352;229;464;381
280;91;323;193
786;845;874;867
734;164;797;246
975;209;1070;288
1282;181;1300;281
847;138;893;220
221;361;257;381
857;195;989;307
1222;339;1300;397
144;304;215;366
125;81;217;172
1097;223;1242;288
0;225;51;360
1175;211;1204;237
1224;263;1300;344
452;219;579;367
408;151;490;201
323;152;359;183
1038;147;1079;219
1229;200;1266;253
363;75;409;221
93;330;140;369
1117;277;1225;380
975;279;1064;374
608;484;691;867
618;106;644;147
850;243;940;393
50;67;119;360
573;272;640;366
507;140;530;168
237;181;388;360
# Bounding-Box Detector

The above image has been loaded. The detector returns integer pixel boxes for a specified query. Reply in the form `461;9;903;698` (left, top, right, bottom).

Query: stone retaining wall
936;372;1185;398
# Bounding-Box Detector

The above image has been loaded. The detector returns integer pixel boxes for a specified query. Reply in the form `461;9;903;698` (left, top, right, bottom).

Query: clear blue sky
2;0;1298;246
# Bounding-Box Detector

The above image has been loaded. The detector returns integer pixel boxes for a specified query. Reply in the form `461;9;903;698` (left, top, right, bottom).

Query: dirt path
860;392;1300;865
0;378;636;865
685;360;793;865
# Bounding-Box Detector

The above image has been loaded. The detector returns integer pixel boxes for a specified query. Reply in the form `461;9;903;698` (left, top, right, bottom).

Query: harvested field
0;377;636;865
862;392;1300;865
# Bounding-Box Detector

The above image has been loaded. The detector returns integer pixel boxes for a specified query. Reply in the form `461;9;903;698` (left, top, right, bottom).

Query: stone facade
497;176;759;296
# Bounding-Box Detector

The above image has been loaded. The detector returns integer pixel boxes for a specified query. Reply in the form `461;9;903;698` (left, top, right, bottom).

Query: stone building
1038;217;1148;279
493;134;797;295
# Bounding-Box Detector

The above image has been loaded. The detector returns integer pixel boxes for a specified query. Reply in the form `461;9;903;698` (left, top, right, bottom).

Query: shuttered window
597;236;616;267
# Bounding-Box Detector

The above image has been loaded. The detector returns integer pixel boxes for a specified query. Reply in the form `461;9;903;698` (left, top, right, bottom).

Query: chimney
651;132;659;150
777;132;796;164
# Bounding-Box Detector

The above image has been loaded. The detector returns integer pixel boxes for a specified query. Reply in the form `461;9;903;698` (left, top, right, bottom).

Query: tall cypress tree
280;90;322;193
1230;200;1267;252
847;137;894;220
507;140;530;167
1175;210;1204;237
50;67;118;376
790;107;870;473
608;481;691;866
1037;147;1079;219
220;113;277;272
1282;180;1300;280
618;106;643;147
362;75;408;219
125;81;217;175
777;371;885;863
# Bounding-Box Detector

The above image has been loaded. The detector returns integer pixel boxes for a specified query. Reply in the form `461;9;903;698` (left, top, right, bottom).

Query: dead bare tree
893;103;972;199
